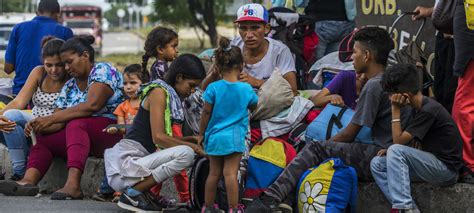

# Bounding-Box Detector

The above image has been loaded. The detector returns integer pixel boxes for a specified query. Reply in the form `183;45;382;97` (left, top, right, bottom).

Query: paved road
0;194;128;212
101;31;144;56
0;31;144;60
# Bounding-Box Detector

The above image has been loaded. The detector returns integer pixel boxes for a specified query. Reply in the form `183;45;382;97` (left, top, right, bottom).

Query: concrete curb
357;182;474;212
1;144;179;198
2;144;474;212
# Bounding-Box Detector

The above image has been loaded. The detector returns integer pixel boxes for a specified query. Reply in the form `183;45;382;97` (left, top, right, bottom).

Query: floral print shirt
55;62;124;119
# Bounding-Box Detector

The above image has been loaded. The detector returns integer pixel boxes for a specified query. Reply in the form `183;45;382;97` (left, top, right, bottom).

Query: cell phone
31;131;37;146
105;124;131;130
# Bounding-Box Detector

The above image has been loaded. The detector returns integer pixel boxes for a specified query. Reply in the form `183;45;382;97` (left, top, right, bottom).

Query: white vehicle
0;13;35;51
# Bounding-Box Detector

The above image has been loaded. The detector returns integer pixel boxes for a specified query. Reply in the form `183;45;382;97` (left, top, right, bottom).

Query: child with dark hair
199;37;258;213
106;54;206;212
144;34;191;203
246;27;413;213
310;71;367;109
142;27;179;81
371;64;463;213
93;64;149;202
106;64;149;134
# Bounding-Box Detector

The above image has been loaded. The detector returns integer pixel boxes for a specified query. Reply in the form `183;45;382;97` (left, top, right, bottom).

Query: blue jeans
1;109;34;177
370;144;458;210
314;20;355;60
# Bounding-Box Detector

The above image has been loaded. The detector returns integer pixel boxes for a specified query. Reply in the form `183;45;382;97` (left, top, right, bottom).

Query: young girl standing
142;27;179;81
199;37;258;213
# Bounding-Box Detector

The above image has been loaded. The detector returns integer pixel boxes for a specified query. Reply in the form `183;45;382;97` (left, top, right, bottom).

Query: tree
153;0;228;47
1;0;29;14
104;4;129;28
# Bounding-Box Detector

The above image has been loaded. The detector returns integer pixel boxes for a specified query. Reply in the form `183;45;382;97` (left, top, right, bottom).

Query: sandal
50;191;84;200
0;180;39;196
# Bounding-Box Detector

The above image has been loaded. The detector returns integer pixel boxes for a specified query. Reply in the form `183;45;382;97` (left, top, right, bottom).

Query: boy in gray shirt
247;27;410;213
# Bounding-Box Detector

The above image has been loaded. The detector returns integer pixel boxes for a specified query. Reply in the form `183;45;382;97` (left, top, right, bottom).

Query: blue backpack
305;104;374;144
296;158;357;213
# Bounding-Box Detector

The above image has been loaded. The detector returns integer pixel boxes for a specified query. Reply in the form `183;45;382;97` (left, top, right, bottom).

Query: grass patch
179;38;212;54
0;59;14;78
97;54;142;72
136;26;212;55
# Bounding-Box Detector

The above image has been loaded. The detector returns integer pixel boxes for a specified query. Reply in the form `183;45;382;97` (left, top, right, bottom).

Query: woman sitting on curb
105;54;206;212
0;35;124;200
0;37;69;180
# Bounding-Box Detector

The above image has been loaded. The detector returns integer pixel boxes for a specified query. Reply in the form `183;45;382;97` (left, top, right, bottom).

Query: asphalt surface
0;194;128;212
101;31;144;56
0;31;144;61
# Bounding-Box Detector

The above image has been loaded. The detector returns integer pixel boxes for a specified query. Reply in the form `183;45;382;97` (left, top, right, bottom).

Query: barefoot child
199;37;258;213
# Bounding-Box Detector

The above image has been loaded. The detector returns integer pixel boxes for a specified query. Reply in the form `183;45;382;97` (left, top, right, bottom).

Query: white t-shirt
230;37;296;80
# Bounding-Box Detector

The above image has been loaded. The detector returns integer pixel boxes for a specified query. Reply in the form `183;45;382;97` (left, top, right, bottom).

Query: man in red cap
183;3;298;137
229;3;298;94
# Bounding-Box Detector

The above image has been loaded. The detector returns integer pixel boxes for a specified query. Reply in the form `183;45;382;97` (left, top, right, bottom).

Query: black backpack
189;157;246;211
388;12;434;96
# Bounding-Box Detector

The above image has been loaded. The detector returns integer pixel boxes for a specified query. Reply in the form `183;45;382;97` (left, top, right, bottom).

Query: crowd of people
0;0;473;212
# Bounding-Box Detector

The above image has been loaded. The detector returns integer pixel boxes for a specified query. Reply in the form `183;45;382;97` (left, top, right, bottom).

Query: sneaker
459;168;474;184
391;208;421;213
228;204;245;213
143;191;176;208
91;191;115;202
117;188;163;212
156;195;177;208
245;196;281;213
201;204;221;213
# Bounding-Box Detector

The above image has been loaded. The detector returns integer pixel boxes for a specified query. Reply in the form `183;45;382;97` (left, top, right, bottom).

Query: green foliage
152;0;230;46
104;4;129;27
151;0;192;26
1;0;26;13
152;0;228;26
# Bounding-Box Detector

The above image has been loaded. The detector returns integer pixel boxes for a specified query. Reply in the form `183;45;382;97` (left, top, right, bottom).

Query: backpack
296;158;357;213
466;0;474;30
244;137;297;198
287;122;308;153
305;104;374;144
388;13;434;96
189;157;246;210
